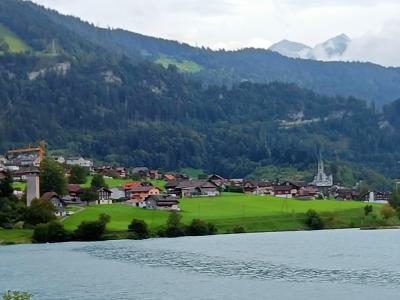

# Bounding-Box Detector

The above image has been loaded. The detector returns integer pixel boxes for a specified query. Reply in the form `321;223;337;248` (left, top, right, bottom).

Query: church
310;159;333;195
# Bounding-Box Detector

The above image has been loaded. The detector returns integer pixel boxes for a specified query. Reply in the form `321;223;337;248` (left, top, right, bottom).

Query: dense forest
1;0;400;179
15;0;400;107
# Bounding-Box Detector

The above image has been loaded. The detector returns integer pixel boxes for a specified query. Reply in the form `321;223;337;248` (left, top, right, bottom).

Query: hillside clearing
0;23;31;53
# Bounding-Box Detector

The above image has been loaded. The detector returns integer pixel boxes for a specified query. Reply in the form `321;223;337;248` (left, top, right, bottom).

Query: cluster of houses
0;145;394;218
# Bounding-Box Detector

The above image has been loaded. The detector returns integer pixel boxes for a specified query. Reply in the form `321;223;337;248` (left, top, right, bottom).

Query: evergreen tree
40;157;67;195
69;165;89;184
0;170;14;198
90;174;107;190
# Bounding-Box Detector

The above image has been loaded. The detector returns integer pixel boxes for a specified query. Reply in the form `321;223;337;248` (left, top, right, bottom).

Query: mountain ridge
0;0;400;179
1;0;397;106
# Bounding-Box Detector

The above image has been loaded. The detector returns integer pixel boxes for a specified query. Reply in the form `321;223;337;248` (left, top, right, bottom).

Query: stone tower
26;168;40;207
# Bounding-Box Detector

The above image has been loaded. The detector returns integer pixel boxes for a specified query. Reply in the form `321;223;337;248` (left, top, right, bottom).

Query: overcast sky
31;0;400;66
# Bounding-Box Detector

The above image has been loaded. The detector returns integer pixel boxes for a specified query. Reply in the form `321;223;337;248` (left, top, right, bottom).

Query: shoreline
2;224;400;246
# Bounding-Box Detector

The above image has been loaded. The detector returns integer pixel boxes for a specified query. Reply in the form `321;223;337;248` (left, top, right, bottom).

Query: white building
65;157;93;169
311;159;333;190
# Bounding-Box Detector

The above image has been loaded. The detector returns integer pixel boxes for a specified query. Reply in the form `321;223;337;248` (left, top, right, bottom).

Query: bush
380;204;396;220
165;212;186;237
186;219;218;236
74;214;111;241
128;218;149;239
2;291;32;300
33;221;69;243
305;209;324;230
364;205;373;216
232;225;246;233
24;198;56;226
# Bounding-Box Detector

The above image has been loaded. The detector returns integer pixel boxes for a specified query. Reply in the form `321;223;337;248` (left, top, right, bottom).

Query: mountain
269;40;312;59
30;5;400;107
1;0;400;179
309;34;351;60
270;34;351;61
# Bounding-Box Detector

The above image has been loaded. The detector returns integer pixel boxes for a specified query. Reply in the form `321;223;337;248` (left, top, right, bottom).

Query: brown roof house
126;186;161;207
174;180;219;198
242;180;273;195
41;192;67;217
145;195;180;211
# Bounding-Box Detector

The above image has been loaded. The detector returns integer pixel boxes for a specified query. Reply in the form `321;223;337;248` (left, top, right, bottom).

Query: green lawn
12;182;26;191
81;176;131;189
0;24;31;53
155;56;203;73
0;229;33;245
63;193;385;233
180;168;205;179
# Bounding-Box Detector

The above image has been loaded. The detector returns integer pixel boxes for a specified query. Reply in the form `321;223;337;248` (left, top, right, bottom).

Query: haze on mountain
270;34;351;61
30;0;400;68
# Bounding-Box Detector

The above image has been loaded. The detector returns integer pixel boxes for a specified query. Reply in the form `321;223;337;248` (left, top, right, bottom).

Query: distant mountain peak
269;39;311;59
270;34;351;61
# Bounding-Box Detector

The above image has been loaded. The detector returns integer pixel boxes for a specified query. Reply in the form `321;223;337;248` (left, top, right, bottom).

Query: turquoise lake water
1;229;399;299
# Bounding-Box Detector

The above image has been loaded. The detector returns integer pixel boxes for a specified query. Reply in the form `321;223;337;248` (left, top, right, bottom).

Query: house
165;180;181;194
145;195;180;211
52;156;65;164
331;186;360;201
243;180;273;195
149;170;161;180
41;192;67;217
67;184;83;203
122;182;144;198
65;157;93;169
208;174;227;189
297;186;318;200
110;187;126;200
130;167;150;179
114;167;127;178
163;174;176;181
128;186;161;202
174;180;219;198
272;185;297;198
97;187;113;205
363;191;390;204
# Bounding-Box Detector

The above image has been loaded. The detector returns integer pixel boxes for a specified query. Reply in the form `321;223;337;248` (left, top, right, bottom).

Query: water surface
1;229;399;299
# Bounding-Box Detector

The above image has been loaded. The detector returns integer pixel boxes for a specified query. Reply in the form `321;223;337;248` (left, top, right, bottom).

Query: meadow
63;193;384;233
0;23;31;53
155;56;204;73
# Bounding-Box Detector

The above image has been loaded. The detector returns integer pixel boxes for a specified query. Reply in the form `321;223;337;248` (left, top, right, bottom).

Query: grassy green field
63;193;385;233
12;182;26;191
0;24;31;53
0;229;33;245
155;56;203;73
180;168;205;179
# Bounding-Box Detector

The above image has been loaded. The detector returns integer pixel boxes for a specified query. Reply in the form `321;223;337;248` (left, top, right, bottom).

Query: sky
30;0;400;66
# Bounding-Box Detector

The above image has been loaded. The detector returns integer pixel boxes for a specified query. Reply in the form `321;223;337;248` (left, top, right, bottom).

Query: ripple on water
75;243;400;288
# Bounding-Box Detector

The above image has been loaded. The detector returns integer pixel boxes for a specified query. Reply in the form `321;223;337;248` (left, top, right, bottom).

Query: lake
1;229;399;300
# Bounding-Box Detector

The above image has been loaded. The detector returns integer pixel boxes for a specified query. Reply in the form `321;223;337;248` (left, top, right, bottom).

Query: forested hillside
1;0;400;179
13;0;400;107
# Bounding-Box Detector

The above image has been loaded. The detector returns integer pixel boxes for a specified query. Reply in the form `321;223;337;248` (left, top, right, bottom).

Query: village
0;143;391;218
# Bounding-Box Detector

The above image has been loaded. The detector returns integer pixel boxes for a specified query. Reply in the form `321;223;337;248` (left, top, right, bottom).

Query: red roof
129;186;160;193
67;184;82;193
164;174;176;181
122;182;142;190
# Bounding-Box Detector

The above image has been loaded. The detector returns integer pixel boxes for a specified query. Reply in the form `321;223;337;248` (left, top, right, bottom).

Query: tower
26;168;40;207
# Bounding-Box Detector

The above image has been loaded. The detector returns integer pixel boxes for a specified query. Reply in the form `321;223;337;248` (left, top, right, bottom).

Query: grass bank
63;193;385;232
1;193;395;245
